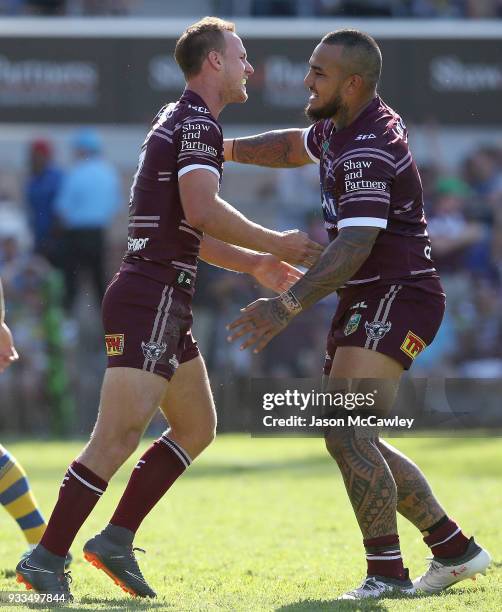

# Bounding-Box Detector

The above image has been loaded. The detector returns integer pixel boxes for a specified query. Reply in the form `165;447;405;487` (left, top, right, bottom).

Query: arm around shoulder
229;129;313;168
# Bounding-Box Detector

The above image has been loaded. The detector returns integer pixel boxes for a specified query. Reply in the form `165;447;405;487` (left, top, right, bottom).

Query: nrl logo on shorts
141;341;167;361
365;320;392;340
344;313;361;336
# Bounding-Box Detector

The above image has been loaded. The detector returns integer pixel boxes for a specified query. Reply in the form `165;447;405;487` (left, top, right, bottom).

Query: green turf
0;435;500;611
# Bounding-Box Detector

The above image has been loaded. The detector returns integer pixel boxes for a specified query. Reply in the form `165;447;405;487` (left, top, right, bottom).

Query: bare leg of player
81;355;216;598
325;346;490;598
324;346;414;600
158;354;216;460
376;431;490;592
79;367;167;479
376;440;445;530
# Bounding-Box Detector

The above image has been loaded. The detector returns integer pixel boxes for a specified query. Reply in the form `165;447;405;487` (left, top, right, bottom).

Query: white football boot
338;571;415;600
413;537;491;593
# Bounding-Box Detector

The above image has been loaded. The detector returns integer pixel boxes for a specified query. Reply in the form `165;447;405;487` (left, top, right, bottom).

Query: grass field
0;435;500;611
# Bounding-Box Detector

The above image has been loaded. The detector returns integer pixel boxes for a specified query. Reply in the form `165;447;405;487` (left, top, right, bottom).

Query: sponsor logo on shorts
141;341;167;362
400;330;427;359
105;334;124;356
128;237;149;252
365;320;392;341
169;354;179;369
344;313;361;336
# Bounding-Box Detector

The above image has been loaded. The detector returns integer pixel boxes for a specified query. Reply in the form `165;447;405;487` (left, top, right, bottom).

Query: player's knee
91;427;142;464
200;420;216;450
170;416;216;459
324;427;351;459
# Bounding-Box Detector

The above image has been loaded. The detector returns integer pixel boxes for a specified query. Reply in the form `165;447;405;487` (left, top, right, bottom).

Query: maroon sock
40;461;107;557
423;518;469;558
110;433;190;533
364;534;406;580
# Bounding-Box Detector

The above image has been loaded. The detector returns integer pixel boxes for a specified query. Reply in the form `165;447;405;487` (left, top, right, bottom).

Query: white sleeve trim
337;217;388;229
303;127;320;164
178;164;220;179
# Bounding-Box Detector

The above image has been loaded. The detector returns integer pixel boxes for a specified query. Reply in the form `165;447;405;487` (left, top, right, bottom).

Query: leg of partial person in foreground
0;445;47;546
324;346;415;599
85;355;216;598
16;367;166;599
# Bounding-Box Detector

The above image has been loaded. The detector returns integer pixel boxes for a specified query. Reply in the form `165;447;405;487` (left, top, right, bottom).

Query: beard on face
305;93;343;122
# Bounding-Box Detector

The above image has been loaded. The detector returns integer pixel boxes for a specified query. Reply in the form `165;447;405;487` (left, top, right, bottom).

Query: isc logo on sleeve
105;334;125;356
400;330;426;359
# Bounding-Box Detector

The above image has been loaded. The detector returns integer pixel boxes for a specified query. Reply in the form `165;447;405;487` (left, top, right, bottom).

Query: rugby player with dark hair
227;29;491;600
16;17;323;601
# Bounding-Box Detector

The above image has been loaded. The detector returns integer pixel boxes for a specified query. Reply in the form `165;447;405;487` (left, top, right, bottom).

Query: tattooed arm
227;227;380;352
224;129;313;168
286;226;380;309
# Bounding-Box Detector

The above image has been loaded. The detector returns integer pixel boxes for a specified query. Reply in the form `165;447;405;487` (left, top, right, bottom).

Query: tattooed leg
377;440;445;533
325;427;398;538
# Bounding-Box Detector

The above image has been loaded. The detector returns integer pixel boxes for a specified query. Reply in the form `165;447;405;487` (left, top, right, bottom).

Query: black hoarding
0;34;501;125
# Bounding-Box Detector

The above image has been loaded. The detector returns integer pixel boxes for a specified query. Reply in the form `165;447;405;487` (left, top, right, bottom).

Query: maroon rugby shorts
102;271;199;381
323;278;445;374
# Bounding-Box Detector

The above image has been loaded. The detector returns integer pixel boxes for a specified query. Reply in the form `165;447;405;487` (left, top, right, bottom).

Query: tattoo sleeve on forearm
234;130;304;168
378;440;445;532
292;227;379;310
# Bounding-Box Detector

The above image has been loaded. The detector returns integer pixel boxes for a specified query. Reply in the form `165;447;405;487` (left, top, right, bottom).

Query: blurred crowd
0;129;121;434
1;0;502;17
1;131;502;434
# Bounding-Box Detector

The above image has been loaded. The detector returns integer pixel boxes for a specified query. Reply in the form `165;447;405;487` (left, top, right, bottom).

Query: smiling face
304;43;351;122
220;31;254;104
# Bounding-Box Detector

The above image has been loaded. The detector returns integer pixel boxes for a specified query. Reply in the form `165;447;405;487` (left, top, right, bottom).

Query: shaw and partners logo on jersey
345;179;387;192
344;159;374;185
180;140;217;156
128;237;149;252
182;122;211;141
105;334;124;356
400;330;427;359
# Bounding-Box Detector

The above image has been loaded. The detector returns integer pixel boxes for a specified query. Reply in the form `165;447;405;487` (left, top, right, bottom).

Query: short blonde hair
174;16;236;79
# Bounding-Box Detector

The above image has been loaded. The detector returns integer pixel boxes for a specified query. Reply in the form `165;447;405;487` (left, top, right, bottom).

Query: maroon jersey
122;90;224;293
304;96;438;287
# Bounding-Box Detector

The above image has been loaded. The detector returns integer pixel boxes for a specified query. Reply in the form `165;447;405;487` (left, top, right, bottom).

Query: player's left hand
0;321;19;373
252;254;303;294
227;297;294;353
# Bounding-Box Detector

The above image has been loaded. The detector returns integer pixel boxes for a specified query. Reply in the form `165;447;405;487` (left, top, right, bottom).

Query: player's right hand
275;230;324;268
0;321;19;373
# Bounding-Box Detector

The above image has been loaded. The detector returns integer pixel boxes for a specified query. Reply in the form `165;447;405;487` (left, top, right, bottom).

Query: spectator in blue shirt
25;139;63;264
55;129;120;312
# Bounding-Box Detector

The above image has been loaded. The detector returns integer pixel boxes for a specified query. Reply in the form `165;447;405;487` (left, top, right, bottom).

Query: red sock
424;518;469;558
364;534;406;580
40;461;107;557
110;433;190;533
